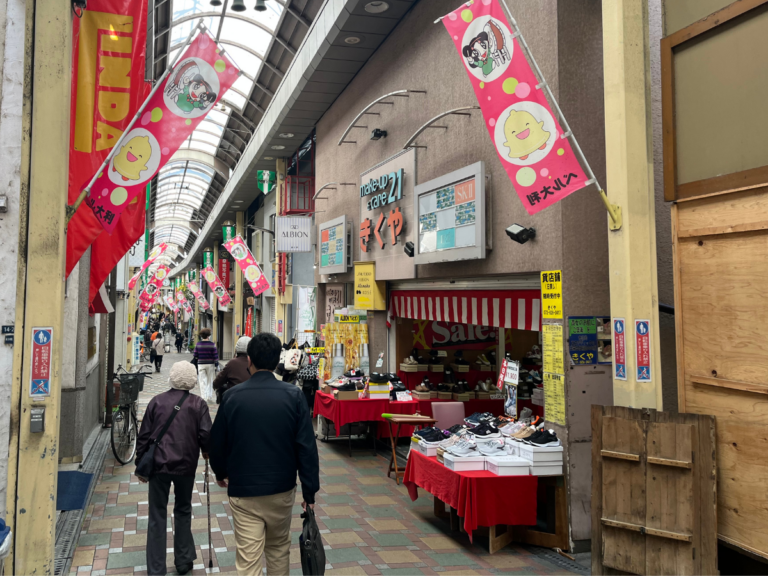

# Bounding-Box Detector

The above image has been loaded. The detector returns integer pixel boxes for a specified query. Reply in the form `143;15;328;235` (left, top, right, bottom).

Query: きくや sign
441;0;590;215
86;31;239;233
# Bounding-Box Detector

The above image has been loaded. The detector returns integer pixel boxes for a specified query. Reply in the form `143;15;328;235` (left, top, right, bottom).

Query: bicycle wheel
110;407;137;465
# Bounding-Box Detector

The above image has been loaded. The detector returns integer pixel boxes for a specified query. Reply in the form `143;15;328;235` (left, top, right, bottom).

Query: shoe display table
403;451;538;549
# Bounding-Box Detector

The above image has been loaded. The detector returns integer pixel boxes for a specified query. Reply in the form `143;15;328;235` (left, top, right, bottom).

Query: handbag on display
284;349;304;372
299;506;326;576
135;391;190;481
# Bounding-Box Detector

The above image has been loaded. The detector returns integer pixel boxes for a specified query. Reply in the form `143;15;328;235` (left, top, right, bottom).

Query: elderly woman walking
136;361;212;576
193;328;218;403
213;336;252;403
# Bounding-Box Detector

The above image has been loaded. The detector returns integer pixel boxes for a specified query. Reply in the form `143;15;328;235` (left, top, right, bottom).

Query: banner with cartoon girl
441;0;590;215
223;235;270;297
128;242;168;290
139;265;169;307
85;30;240;233
202;266;232;307
164;293;178;312
187;279;211;310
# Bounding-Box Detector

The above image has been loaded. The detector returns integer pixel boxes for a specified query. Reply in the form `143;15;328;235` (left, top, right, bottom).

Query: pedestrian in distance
209;333;319;576
152;332;165;373
175;332;184;354
136;361;212;576
212;336;251;404
193;328;218;403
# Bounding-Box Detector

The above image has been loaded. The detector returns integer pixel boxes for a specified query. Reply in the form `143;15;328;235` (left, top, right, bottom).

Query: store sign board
412;319;497;351
30;328;53;398
635;319;651;382
358;148;416;281
318;215;348;275
614;318;627;380
568;316;597;365
413;161;486;265
353;261;386;310
540;270;563;319
276;216;311;252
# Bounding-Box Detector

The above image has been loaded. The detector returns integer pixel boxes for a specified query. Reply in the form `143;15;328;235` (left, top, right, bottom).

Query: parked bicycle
110;364;153;465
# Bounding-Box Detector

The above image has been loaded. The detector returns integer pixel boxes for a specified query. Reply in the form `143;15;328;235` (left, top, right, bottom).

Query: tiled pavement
71;353;577;575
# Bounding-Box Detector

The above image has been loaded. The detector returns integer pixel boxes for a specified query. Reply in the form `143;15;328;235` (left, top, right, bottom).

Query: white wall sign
276;216;312;252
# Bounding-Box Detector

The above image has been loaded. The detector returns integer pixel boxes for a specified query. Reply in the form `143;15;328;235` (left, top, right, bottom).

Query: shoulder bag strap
153;391;190;445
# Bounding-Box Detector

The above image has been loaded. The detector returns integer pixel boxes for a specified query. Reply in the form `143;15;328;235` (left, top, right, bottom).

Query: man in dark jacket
136;361;212;576
210;333;319;576
212;336;252;403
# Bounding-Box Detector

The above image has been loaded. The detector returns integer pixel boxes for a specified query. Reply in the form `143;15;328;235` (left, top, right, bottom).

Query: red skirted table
403;451;538;544
313;392;419;439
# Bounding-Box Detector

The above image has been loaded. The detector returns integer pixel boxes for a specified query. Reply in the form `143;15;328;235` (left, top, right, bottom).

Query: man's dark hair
199;328;211;339
247;333;282;371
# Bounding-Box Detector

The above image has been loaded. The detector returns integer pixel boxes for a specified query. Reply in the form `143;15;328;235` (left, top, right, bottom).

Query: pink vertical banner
165;293;178;312
128;243;168;290
441;0;590;214
187;280;210;310
202;266;232;306
85;31;240;232
139;265;169;308
223;234;270;297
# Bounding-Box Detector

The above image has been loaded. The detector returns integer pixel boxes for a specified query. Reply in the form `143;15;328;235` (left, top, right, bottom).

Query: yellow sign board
354;261;386;310
540;270;563;319
339;315;360;323
542;323;564;375
308;347;325;354
543;372;566;425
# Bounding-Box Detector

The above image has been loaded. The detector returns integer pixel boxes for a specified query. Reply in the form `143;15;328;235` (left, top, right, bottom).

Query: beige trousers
229;487;296;575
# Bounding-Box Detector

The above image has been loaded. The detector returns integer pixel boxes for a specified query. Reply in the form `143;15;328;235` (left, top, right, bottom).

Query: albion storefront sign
276;216;311;252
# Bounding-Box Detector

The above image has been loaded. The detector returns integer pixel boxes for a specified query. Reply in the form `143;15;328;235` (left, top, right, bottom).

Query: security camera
370;129;387;141
505;224;536;244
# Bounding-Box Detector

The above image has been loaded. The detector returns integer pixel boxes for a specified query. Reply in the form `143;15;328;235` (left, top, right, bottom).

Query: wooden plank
678;219;768;239
677;164;768;202
676;186;768;237
661;35;677;202
699;415;718;575
601;518;643;533
647;456;692;469
601;415;647;574
664;0;768;48
692;375;768;396
511;476;569;551
488;524;514;554
592;405;605;576
601;450;640;462
671;206;688;413
645;527;693;543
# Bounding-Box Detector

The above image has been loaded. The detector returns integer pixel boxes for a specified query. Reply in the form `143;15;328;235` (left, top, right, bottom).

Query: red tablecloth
398;369;498;391
403;451;538;541
313;392;419;438
415;398;505;419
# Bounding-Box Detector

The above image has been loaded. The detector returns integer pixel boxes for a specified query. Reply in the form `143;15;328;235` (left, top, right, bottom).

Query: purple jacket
136;389;212;476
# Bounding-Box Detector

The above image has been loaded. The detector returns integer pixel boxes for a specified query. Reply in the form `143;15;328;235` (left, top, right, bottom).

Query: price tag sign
504;360;520;385
375;352;384;368
395;391;413;402
308;347;325;354
339;315;360;323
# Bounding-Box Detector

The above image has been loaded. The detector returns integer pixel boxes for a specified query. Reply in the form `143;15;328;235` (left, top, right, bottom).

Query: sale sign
223;235;270;297
128;242;167;290
187;280;210;310
202;266;232;307
635;320;651;382
412;319;497;351
613;318;626;381
85;30;240;232
441;0;590;215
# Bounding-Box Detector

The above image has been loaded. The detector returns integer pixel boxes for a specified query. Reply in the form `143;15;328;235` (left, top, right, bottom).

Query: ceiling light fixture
209;0;222;5
364;1;389;13
278;132;294;138
271;145;285;150
230;0;246;11
255;0;267;10
344;36;362;45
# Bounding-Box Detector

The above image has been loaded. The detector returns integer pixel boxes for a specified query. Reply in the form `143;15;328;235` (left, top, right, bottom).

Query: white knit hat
235;336;251;355
169;361;197;390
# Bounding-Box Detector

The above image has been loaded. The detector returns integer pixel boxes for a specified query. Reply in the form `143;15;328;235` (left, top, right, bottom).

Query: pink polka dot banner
138;265;170;309
187;280;211;311
86;30;240;233
165;293;179;313
127;242;168;290
223;234;271;298
201;265;233;307
441;0;589;215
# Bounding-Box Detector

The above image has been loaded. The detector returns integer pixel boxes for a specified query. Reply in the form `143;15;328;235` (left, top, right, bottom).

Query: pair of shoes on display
453;380;471;394
336;381;357;392
525;370;543;385
477;379;495;393
417;428;447;445
369;372;389;384
523;429;561;447
453;351;470;366
492;415;515;428
470;421;502;441
437;383;452;392
477;438;506;455
429;350;443;365
509;418;545;441
446;437;477;456
489;351;497;366
525;345;542;362
475;353;492;366
402;357;419;365
415;377;431;393
344;368;365;378
465;412;494;426
446;424;469;436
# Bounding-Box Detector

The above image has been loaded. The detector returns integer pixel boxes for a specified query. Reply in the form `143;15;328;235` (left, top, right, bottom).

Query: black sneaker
418;428;447;445
527;430;561;447
369;372;388;384
414;427;442;440
337;381;357;391
437;383;451;392
470;422;501;440
447;424;468;435
443;369;455;384
344;368;364;378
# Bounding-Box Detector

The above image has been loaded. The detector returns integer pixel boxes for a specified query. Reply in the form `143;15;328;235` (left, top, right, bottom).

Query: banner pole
66;20;205;224
497;0;621;228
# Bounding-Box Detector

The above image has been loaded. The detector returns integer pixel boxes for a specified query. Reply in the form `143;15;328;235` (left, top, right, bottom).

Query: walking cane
204;457;214;572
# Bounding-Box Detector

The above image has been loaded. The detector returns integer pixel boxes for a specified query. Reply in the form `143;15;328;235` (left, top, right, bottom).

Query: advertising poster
128;242;167;290
614;318;626;380
441;0;590;215
568;316;597;365
540;270;563;320
223;234;270;297
543;372;565;425
187;280;210;310
635;319;651;382
202;265;232;307
542;323;564;375
85;31;240;232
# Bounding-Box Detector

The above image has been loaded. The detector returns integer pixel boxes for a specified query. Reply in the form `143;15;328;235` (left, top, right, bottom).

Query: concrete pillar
602;0;664;408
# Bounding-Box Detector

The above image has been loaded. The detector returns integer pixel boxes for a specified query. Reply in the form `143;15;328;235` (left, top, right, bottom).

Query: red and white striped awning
387;289;541;331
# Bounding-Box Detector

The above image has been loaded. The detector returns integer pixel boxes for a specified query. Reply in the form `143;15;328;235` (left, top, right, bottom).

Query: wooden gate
591;406;717;575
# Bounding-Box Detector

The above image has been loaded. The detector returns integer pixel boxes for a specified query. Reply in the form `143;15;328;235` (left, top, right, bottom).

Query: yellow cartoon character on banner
113;135;152;181
502;110;550;160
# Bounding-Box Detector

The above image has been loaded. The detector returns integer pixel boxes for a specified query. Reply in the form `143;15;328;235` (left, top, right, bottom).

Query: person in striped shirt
194;328;218;403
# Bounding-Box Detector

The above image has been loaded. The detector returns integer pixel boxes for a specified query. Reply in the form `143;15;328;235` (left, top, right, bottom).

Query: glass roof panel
220;44;262;78
222;91;246;111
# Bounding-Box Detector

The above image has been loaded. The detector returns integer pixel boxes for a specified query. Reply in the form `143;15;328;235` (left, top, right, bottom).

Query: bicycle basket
115;373;144;404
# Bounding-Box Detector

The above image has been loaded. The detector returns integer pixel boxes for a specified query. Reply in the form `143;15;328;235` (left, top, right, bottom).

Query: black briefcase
299;506;325;575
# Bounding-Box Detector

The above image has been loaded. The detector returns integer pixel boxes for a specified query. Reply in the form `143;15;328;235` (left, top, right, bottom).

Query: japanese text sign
202;265;232;306
187;280;210;310
86;31;239;232
540;270;562;319
635;319;651;382
223;234;270;297
30;328;53;398
568;316;597;365
354;262;385;310
441;0;590;215
128;242;167;290
613;318;626;380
